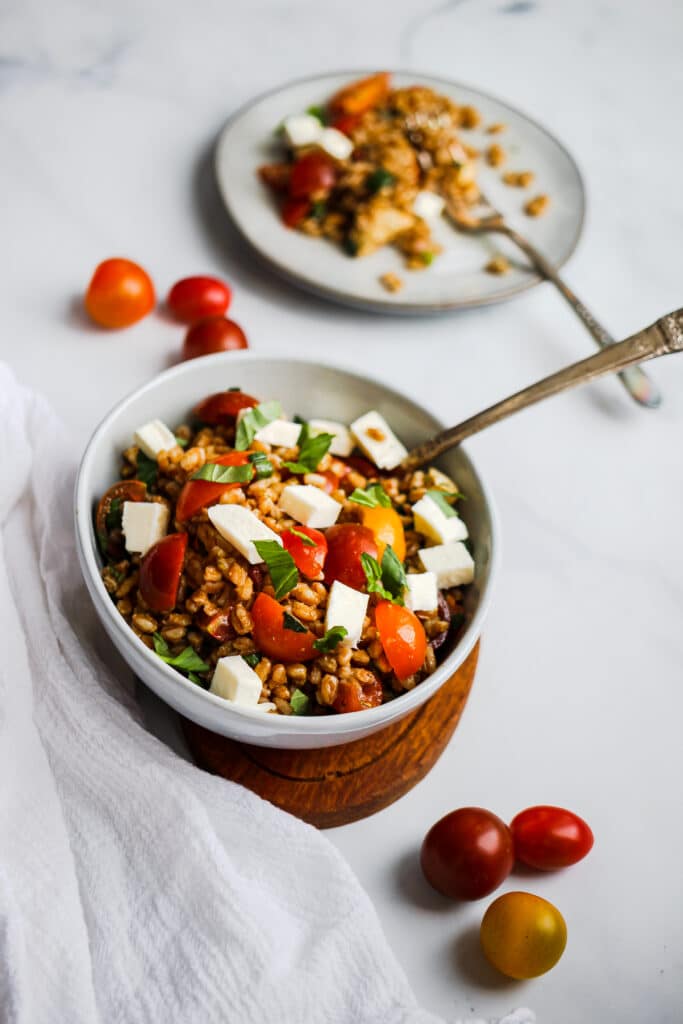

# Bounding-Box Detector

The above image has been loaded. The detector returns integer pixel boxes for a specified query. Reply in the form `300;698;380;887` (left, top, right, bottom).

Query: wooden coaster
182;641;479;829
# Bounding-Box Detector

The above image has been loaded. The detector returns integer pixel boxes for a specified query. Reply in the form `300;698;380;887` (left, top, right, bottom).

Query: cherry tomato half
375;600;426;681
251;592;317;663
333;676;383;713
95;480;147;558
259;163;291;193
282;526;327;579
480;892;567;979
330;113;362;136
324;523;378;591
510;806;594;871
139;533;187;613
328;72;392;117
361;506;405;562
281;197;310;228
193;390;258;425
167;276;231;323
175;452;252;522
420;807;514;901
182;317;248;361
85;258;155;329
289;152;336;199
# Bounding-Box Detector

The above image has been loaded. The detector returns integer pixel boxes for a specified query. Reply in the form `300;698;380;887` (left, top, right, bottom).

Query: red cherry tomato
510;806;594;870
289;152;336;198
139;533;187;613
251;593;317;663
167;276;231;323
196;607;232;642
95;480;147;558
330;113;361;136
193;390;258;425
282;526;327;578
182;317;248;361
175;452;252;522
323;523;378;590
333;676;383;713
375;600;426;681
317;471;341;495
281;197;310;228
421;807;515;901
85;258;155;328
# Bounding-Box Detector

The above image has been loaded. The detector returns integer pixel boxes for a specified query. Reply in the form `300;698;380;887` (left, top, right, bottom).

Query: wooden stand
183;642;479;828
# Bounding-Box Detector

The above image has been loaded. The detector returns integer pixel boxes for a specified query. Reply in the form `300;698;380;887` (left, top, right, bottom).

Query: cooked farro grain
524;194;550;217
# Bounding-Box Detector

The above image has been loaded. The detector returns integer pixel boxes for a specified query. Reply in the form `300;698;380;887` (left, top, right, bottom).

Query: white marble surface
3;0;683;1020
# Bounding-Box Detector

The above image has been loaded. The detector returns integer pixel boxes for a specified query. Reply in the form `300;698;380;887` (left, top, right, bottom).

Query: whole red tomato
510;806;594;870
167;276;231;323
85;258;155;328
182;317;248;361
139;533;187;613
282;526;327;578
421;807;514;901
324;524;378;590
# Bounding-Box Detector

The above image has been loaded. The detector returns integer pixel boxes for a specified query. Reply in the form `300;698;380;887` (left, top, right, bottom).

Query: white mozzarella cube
208;505;282;564
210;656;262;706
280;484;342;529
254;419;302;448
412;494;468;544
404;572;439;613
319;127;354;161
121;501;169;555
413;190;446;221
350;411;408;470
308;419;354;457
325;580;369;648
283;113;323;148
418;542;475;588
133;419;177;461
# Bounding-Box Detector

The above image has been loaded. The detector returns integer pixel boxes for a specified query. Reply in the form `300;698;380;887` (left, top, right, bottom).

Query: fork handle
502;225;661;409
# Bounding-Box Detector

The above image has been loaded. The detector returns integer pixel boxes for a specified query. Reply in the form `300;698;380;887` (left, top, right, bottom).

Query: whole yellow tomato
361;506;405;562
480;892;567;979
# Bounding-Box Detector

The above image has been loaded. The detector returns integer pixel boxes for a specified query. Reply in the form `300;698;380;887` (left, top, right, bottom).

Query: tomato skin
420;807;514;901
259;163;291;193
375;600;426;681
85;258;155;328
281;197;310;228
480;892;567;979
175;452;252;522
330;113;361;136
329;72;392;117
251;593;317;663
289;152;336;198
182;317;248;361
511;806;594;870
333;676;383;713
323;524;378;590
193;390;258;425
139;533;187;613
361;506;406;562
342;455;379;479
167;276;231;323
282;526;327;579
95;480;147;558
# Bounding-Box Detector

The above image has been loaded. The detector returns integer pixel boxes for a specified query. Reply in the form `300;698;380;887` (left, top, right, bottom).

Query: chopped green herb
253;540;298;600
104;496;123;533
235;400;283;451
366;167;396;193
242;652;262;669
361;545;406;604
288;527;316;547
153;633;210;674
426;489;459;519
349;483;391;509
283;426;334;474
175;435;189;448
248;451;274;479
310;200;328;221
313;625;348;653
306;104;327;124
290;688;310;715
136;451;157;488
283;611;307;634
191;462;254;484
421;252;435;266
228;386;242;392
188;671;206;687
343;236;359;257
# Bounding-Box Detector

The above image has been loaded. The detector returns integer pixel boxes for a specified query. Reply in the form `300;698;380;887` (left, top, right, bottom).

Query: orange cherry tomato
324;524;378;591
329;72;392;117
251;593;317;663
289;152;337;198
182;317;248;361
375;600;427;681
193;390;258;425
333;676;383;713
175;452;252;522
85;258;155;328
167;276;231;323
480;892;567;979
139;533;187;612
281;526;327;578
361;506;405;562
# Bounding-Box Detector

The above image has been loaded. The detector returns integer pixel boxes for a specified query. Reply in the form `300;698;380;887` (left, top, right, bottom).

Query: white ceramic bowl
75;355;499;749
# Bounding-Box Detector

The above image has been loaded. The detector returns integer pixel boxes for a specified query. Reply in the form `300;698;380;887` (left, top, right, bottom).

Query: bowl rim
75;351;500;733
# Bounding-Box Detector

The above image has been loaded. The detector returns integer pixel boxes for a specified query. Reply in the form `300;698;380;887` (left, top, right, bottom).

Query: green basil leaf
188;671;207;687
283;611;307;634
248;451;274;479
426;489;458;519
306;105;327;124
361;552;393;602
191;462;254;484
283;428;333;475
253;540;299;600
153;633;210;674
136;451;157;488
235;400;283;451
367;167;396;193
104;496;123;532
380;545;406;604
242;652;262;669
349;483;391;509
313;625;348;653
288;527;316;547
290;688;310;715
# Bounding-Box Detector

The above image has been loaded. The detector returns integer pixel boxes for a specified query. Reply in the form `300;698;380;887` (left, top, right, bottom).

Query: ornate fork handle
402;309;683;471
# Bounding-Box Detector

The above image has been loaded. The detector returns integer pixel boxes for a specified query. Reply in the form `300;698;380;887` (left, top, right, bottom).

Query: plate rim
214;67;587;315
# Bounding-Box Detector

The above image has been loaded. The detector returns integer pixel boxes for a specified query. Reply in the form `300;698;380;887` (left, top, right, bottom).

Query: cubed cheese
319;127;353;161
210;656;262;706
412;494;468;544
418;542;475;588
133;419;177;461
413;190;446;221
404;572;439;613
208;505;282;564
280;484;342;529
283;113;324;148
325;580;369;648
121;501;169;555
349;410;408;470
254;419;302;448
308;418;354;457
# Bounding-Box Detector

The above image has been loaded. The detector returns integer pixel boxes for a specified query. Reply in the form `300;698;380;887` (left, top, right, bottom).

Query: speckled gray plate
215;70;585;314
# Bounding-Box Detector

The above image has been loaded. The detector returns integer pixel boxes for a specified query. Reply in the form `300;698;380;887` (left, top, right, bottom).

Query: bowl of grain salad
75;355;498;748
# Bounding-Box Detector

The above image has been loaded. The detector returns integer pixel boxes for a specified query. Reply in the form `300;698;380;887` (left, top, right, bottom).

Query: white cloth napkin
0;365;443;1024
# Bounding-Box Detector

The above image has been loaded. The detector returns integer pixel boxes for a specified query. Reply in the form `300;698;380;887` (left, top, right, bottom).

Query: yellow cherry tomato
361;506;406;562
480;892;567;979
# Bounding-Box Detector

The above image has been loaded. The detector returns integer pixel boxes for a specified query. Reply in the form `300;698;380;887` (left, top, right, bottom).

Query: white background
2;1;682;1021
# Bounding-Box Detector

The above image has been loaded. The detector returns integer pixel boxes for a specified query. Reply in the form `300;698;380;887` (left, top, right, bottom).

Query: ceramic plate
215;70;585;314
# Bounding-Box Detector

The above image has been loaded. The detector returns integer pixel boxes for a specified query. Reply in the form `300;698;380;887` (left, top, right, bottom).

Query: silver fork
446;197;661;409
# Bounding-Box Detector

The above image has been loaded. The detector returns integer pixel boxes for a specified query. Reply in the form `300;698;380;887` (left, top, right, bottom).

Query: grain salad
97;388;475;716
